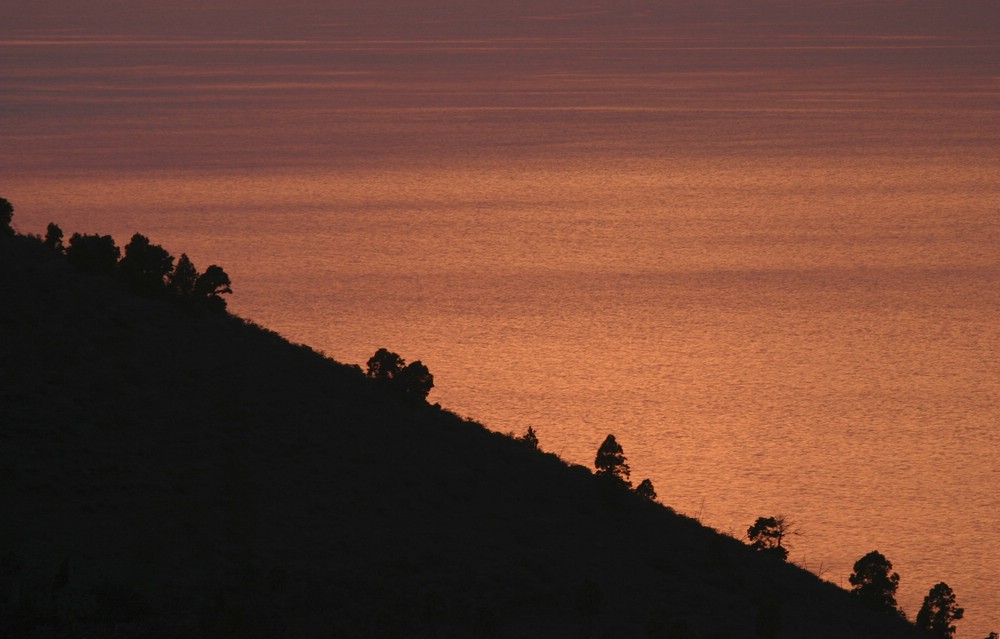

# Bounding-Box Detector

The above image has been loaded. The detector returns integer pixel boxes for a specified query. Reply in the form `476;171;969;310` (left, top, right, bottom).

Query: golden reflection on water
3;21;999;637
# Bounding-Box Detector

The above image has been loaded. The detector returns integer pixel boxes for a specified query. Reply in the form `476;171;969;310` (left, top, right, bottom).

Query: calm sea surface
3;5;998;634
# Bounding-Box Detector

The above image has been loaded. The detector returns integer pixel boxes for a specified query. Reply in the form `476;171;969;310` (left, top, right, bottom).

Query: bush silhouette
66;233;121;274
519;426;539;450
746;516;790;561
0;197;13;236
848;550;902;616
916;582;963;638
594;434;631;486
635;478;657;501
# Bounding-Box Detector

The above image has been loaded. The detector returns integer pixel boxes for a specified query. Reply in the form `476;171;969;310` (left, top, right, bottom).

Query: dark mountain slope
1;233;925;638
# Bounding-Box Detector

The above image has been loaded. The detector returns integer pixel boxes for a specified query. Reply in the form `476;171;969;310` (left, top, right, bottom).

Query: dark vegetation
365;348;434;401
63;230;233;311
746;517;792;562
916;583;964;639
10;204;233;314
849;550;904;617
0;202;984;637
594;434;631;486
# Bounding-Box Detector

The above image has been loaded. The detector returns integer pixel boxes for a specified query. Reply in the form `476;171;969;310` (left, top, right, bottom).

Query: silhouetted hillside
1;231;928;638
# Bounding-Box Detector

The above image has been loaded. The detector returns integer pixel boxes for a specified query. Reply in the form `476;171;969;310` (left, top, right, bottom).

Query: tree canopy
746;516;790;561
194;264;232;298
44;223;64;252
367;348;406;381
916;582;964;639
594;434;631;486
395;360;434;400
366;349;434;401
119;233;175;295
3;206;234;313
66;233;121;274
848;550;902;616
168;253;199;298
193;264;233;311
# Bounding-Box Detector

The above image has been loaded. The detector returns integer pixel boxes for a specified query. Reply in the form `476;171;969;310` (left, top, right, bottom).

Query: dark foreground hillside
1;233;926;638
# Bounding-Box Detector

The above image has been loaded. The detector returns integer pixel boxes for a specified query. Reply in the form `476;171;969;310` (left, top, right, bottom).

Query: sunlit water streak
3;24;998;636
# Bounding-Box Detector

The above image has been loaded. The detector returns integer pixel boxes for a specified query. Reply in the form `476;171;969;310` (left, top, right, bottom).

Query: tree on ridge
118;233;174;295
394;359;434;400
366;348;434;401
66;233;120;274
916;582;964;639
746;515;792;561
168;253;199;298
44;223;64;252
594;434;631;486
848;550;902;616
193;264;233;311
367;348;406;381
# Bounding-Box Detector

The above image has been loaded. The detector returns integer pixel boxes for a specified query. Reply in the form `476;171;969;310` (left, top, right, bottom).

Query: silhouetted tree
168;253;199;298
365;349;434;401
983;632;998;639
0;197;13;236
519;426;539;449
594;434;631;486
849;550;902;616
916;582;964;639
395;360;434;400
366;348;406;381
193;264;233;311
44;223;64;252
635;478;657;501
746;516;790;561
194;264;232;296
118;233;174;295
66;233;120;274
